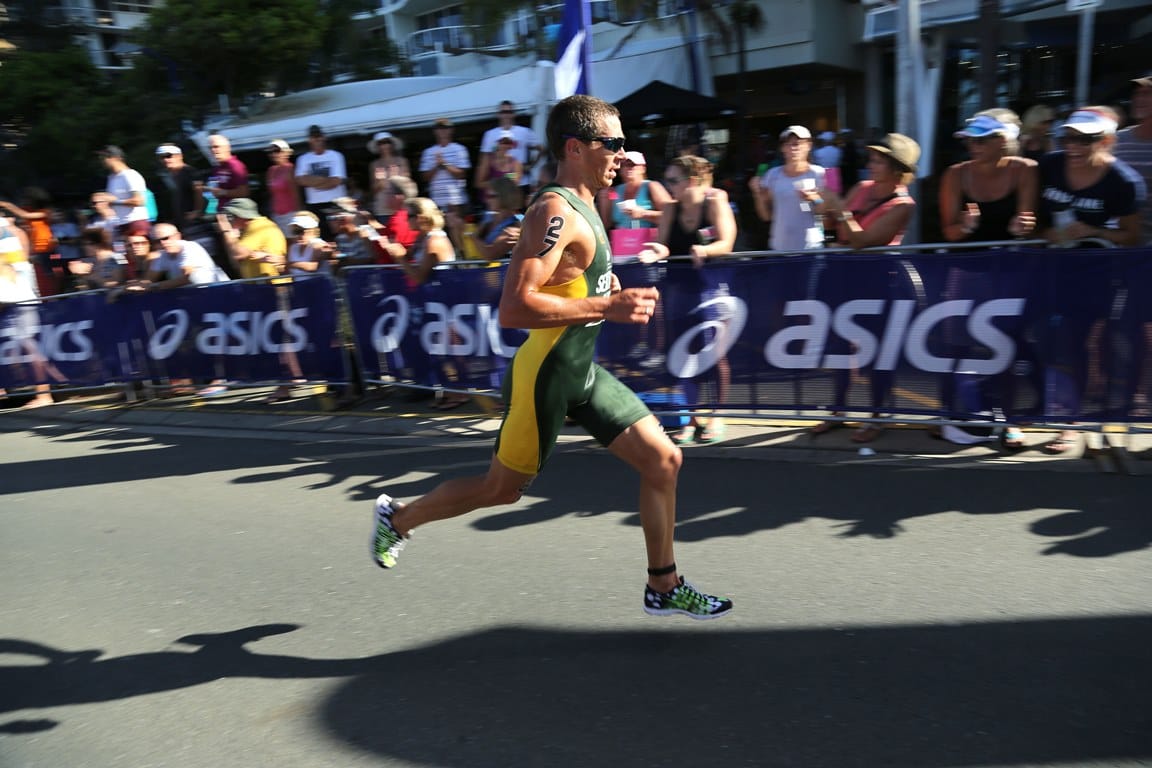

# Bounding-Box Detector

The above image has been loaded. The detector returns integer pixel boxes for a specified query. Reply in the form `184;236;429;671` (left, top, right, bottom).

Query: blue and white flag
554;0;591;98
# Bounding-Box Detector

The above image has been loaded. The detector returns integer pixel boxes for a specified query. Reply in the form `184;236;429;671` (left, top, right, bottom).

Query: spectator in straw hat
815;132;921;444
369;131;410;218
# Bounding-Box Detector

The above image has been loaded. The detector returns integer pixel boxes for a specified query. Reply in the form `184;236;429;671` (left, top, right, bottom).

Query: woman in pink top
814;133;921;443
825;133;919;248
265;139;301;237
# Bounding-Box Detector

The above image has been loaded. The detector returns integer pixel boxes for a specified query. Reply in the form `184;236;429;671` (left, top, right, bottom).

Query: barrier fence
5;244;1152;431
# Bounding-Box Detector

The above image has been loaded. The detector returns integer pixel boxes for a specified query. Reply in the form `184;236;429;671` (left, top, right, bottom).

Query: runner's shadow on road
4;616;1147;765
322;616;1152;768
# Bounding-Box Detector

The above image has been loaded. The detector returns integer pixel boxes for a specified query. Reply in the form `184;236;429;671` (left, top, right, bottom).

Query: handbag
610;227;658;257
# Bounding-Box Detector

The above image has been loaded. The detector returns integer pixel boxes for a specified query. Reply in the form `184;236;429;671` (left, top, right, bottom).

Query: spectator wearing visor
1039;109;1144;248
941;110;1038;243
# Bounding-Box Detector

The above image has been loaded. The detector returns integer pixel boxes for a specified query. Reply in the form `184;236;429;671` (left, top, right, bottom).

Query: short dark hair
81;226;111;247
545;95;620;162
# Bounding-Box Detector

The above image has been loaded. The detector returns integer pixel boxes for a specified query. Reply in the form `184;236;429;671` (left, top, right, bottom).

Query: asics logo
147;309;190;360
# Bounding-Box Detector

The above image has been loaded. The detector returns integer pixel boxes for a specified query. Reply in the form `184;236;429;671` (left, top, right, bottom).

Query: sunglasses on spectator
564;135;626;152
1061;133;1102;146
158;153;175;159
158;233;180;242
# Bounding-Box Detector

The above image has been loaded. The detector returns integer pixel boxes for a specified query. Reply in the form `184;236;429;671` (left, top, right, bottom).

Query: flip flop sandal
696;422;725;444
1002;427;1026;449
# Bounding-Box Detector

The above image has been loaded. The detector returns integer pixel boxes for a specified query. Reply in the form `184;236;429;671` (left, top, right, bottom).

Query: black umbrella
613;80;738;126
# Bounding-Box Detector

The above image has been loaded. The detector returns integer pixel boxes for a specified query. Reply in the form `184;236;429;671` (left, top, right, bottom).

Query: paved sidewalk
3;384;1151;474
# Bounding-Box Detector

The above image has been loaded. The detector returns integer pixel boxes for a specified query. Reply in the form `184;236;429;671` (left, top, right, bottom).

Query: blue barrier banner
0;277;346;389
342;248;1152;423
343;266;527;390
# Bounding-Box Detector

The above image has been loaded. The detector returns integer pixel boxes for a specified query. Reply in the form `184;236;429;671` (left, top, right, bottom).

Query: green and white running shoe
371;493;406;569
643;577;733;620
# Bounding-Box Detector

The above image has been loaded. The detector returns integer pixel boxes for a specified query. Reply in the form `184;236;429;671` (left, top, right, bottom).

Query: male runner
372;95;732;620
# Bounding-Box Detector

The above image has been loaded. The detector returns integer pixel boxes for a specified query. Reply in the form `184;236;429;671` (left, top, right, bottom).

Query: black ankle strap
646;562;676;576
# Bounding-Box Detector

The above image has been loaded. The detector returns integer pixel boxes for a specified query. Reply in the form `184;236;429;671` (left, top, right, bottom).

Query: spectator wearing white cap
477;100;541;195
153;144;204;229
748;126;828;251
368;131;410;218
597;150;672;234
1114;73;1152;244
940;109;1038;243
812;130;842;169
265;139;301;237
1039;109;1144;248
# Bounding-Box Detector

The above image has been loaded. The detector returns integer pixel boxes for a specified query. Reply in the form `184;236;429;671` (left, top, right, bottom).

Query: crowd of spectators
2;76;1151;424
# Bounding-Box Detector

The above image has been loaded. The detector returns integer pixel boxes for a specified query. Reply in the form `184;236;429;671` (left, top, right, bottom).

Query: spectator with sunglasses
1114;75;1152;245
642;154;738;445
477;101;541;197
153;144;204;229
941;110;1038;243
1039;110;1144;248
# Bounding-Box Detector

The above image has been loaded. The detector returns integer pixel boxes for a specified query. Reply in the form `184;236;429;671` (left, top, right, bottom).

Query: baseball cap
1132;72;1152;88
97;145;125;159
307;124;324;137
155;144;182;156
953;114;1020;141
780;125;812;141
267;139;292;153
1059;110;1118;136
867;132;921;173
289;213;319;229
623;151;647;166
222;198;261;219
434;118;453;128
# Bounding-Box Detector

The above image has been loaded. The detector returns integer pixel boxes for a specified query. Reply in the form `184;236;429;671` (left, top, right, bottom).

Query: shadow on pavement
3;421;1150;559
2;617;1148;767
323;616;1151;767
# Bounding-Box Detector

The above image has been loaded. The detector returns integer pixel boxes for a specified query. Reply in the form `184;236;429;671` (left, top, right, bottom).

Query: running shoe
371;493;407;569
643;576;733;620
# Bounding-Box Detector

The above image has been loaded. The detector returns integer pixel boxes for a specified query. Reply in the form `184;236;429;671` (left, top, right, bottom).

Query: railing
8;242;1150;449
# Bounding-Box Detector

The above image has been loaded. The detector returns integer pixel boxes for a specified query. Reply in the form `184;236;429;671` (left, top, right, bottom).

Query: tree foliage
134;0;328;106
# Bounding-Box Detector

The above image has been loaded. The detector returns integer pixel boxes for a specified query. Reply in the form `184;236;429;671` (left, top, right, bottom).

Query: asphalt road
1;419;1150;768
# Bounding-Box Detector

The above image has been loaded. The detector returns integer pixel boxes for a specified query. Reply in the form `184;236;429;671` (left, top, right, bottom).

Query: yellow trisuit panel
494;185;651;475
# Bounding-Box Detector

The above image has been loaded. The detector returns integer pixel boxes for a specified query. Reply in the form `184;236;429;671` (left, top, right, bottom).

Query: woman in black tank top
940;109;1038;243
641;155;738;444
